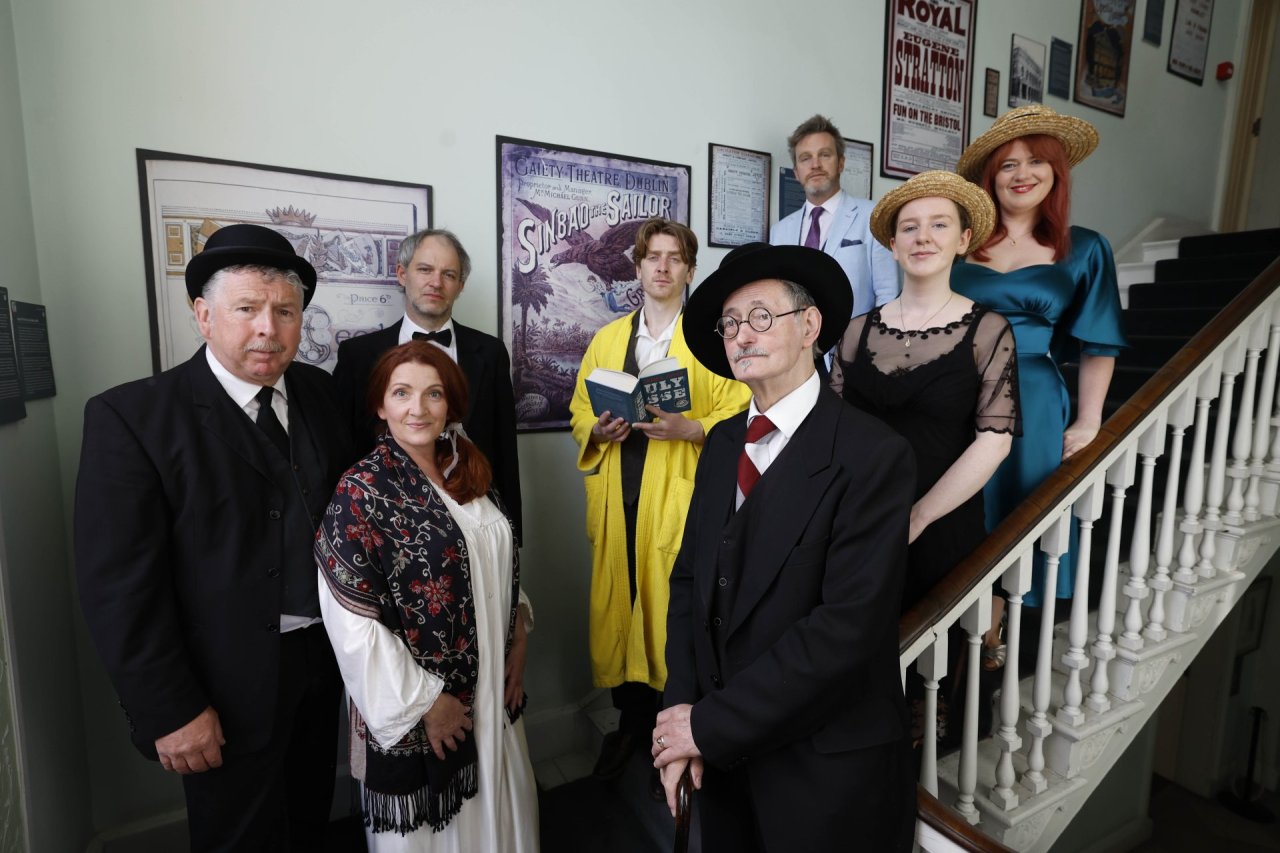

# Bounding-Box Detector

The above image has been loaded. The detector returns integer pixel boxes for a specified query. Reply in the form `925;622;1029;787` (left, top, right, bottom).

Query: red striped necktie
737;415;777;500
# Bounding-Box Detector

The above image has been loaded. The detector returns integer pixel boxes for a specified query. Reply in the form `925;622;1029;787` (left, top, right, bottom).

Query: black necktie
254;386;290;458
413;329;452;347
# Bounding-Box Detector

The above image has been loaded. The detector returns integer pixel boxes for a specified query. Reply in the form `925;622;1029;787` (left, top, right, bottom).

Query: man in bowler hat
75;224;351;851
651;243;917;851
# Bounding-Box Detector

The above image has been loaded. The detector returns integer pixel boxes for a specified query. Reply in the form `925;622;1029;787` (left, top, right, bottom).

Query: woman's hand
591;411;631;443
504;617;528;713
1062;419;1100;459
423;693;472;760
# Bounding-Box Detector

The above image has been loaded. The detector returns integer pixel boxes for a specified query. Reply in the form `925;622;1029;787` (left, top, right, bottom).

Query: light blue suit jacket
770;189;900;318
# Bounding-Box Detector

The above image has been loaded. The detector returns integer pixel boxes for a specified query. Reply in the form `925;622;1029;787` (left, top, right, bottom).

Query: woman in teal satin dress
951;105;1127;633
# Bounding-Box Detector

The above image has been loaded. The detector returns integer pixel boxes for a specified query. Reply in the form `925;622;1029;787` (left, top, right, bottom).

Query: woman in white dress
316;340;538;852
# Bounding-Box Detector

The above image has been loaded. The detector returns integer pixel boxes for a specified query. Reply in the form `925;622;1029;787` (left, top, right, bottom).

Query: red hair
367;341;492;503
972;133;1073;262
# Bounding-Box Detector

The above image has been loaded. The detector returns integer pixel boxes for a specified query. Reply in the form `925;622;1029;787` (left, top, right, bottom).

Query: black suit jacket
74;349;351;757
332;319;523;542
665;388;914;822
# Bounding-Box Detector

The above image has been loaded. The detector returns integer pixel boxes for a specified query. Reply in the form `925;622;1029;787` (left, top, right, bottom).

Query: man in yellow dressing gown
570;218;749;793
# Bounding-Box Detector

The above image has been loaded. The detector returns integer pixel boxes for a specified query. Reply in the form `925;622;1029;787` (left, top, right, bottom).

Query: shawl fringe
363;761;479;836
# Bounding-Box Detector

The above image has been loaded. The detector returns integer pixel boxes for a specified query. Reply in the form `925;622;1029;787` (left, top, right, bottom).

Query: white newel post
917;632;948;797
955;596;991;825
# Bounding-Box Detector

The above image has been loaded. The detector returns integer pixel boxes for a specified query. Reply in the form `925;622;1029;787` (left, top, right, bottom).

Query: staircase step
1123;306;1221;336
1178;228;1280;259
1123;335;1187;369
1127;278;1252;310
1153;252;1279;283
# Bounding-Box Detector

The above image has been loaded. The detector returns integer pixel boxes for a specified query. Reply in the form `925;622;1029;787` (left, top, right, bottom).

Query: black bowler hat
681;243;852;379
184;224;318;306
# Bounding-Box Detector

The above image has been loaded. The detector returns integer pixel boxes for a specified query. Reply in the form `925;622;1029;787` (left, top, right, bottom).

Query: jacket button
267;567;279;578
293;463;301;472
718;577;727;587
711;675;721;687
266;623;279;632
712;617;722;627
269;509;282;520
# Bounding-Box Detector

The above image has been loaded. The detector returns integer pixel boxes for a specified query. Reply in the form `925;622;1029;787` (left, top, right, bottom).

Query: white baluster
1058;481;1105;726
1147;390;1194;642
955;596;991;824
1245;318;1280;520
1021;510;1072;795
1174;365;1218;588
992;551;1033;810
1121;419;1166;651
1200;343;1242;578
1226;326;1262;525
916;632;948;797
1088;450;1136;713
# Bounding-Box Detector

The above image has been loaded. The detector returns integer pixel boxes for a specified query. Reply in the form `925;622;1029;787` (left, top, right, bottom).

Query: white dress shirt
799;194;844;250
634;306;678;369
736;372;821;508
398;314;459;363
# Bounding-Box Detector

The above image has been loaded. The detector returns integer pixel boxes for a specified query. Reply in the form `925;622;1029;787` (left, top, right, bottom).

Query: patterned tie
803;206;823;249
254;385;290;458
737;415;777;500
413;329;453;347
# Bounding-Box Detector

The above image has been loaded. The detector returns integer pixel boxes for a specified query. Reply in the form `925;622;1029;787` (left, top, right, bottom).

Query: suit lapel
728;392;842;635
187;347;281;485
452;322;487;416
696;414;745;610
827;190;860;257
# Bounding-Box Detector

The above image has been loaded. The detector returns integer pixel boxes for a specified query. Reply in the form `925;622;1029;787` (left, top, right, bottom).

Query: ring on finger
656;735;666;749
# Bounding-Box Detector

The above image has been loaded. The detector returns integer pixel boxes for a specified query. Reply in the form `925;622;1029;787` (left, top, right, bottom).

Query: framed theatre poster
496;137;691;432
1168;0;1214;85
708;144;771;248
881;0;978;179
1009;34;1047;106
1074;0;1137;117
137;151;431;374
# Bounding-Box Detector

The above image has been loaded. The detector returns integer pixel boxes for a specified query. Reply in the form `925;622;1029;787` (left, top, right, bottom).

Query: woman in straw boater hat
834;171;1019;617
951;105;1127;664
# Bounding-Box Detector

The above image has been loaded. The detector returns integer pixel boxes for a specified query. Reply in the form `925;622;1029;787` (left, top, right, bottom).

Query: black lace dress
835;304;1020;612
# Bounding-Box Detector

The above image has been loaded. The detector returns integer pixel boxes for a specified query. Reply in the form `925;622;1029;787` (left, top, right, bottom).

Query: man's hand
659;756;704;817
632;405;704;443
590;410;631;444
652;703;701;767
504;617;528;713
423;693;473;760
155;706;225;774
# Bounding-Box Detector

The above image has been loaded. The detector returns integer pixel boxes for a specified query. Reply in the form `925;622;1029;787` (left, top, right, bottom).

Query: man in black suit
75;225;351;852
332;228;523;540
651;243;917;852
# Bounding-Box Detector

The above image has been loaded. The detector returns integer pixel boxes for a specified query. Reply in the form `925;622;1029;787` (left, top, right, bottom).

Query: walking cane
673;765;693;853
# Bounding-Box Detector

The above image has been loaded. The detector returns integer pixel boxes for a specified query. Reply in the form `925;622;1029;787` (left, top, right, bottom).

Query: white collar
399;314;457;344
204;346;287;410
746;371;820;440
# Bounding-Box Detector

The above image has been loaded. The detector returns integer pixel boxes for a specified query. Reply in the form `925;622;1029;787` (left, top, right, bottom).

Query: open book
584;357;692;422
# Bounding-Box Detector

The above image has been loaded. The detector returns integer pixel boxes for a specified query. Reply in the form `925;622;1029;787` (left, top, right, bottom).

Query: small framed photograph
841;138;874;201
1010;34;1047;107
707;143;771;248
1168;0;1214;85
984;68;1001;118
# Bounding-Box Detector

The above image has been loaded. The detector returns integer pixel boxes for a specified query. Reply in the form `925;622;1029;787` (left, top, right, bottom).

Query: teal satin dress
952;226;1127;607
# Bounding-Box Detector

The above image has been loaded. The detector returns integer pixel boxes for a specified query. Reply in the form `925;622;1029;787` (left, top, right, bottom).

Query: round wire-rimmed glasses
714;307;804;339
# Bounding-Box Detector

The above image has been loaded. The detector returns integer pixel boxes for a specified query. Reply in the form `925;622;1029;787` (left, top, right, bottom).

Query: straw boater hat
185;223;318;306
869;170;996;252
955;104;1099;183
681;243;852;379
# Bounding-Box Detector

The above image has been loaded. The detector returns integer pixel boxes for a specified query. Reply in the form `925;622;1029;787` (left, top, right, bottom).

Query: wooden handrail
905;256;1280;850
917;785;1016;852
901;256;1280;652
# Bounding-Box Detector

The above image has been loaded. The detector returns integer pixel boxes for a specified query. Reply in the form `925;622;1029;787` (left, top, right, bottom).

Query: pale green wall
0;0;1253;844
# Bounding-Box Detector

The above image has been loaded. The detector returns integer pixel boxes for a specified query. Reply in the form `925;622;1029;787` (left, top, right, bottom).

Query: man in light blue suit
771;115;899;320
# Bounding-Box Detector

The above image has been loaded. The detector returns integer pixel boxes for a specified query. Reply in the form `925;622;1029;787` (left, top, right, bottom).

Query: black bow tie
413;329;452;347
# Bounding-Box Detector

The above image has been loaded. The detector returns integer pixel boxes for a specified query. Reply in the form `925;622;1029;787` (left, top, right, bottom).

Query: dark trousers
616;497;660;736
699;737;916;853
182;624;343;853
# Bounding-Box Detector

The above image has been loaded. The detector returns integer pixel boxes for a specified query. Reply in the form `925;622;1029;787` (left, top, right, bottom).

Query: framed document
841;138;874;200
1168;0;1214;85
1074;0;1137;117
1009;34;1046;106
1048;38;1073;99
137;150;432;374
496;137;691;432
1144;0;1166;45
707;144;771;248
881;0;978;178
778;168;805;220
984;68;1001;117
